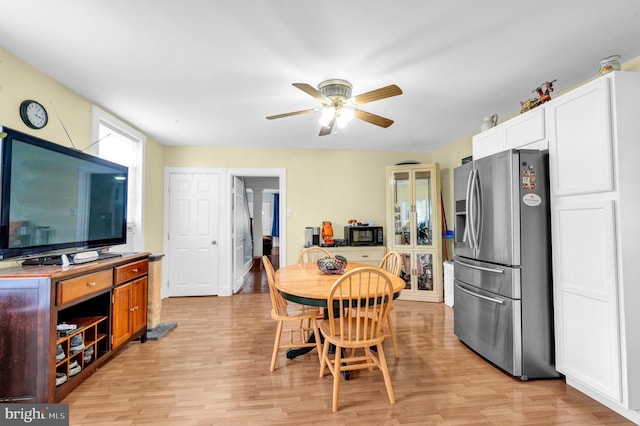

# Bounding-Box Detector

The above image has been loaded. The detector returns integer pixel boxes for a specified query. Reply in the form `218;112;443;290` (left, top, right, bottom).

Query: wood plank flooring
62;263;633;425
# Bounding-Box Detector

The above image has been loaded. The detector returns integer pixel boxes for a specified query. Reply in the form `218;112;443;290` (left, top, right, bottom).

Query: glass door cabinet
386;163;443;302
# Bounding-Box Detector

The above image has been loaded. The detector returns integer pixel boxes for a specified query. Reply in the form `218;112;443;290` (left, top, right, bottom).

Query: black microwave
344;226;384;246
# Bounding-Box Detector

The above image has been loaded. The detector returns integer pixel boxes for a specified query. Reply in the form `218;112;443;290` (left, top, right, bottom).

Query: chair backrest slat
297;246;332;264
327;267;393;343
379;251;402;276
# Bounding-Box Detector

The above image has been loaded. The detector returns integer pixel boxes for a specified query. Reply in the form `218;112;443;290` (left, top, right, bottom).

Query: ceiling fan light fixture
318;79;353;99
319;107;335;127
267;79;401;135
336;107;354;128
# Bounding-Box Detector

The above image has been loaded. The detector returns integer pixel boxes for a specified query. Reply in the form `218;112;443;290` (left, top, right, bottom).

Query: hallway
240;247;279;294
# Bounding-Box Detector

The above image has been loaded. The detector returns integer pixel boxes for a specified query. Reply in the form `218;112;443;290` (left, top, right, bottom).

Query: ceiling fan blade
351;84;403;105
293;83;331;104
354;109;394;128
266;108;318;120
319;117;335;136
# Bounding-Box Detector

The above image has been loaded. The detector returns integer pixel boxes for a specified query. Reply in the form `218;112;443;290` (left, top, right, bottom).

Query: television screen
0;126;128;261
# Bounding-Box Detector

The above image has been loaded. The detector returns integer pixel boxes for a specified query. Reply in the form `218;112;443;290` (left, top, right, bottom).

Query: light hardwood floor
63;272;632;425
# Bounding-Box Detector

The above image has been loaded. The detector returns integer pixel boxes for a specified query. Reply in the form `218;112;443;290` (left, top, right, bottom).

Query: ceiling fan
266;79;402;136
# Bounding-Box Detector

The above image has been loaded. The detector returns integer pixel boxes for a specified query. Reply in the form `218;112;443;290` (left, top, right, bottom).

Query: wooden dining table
275;262;405;307
274;262;404;367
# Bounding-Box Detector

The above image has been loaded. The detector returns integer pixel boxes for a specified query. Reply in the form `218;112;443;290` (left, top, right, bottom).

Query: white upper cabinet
472;106;547;160
472;125;502;160
547;77;613;196
503;107;546;150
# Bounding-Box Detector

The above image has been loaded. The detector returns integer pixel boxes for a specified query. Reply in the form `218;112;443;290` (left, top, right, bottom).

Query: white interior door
168;173;219;296
232;176;251;293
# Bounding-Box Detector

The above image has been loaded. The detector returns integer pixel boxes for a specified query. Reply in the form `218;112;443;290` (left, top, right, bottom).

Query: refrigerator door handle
468;169;477;249
473;168;482;248
470;169;481;249
454;259;505;274
462;169;474;244
455;281;505;305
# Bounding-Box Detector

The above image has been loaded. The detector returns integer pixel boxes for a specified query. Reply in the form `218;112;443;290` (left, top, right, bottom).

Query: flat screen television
0;126;128;262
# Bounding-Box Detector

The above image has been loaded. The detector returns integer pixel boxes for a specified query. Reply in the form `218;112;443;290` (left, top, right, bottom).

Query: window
91;106;145;252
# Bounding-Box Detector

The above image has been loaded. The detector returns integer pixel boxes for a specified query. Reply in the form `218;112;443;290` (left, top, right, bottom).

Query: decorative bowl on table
317;256;348;275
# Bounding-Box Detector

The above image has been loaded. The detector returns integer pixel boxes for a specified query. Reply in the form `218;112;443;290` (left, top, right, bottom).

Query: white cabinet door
547;78;613;197
472;126;502;160
504;107;546;150
397;250;442;302
551;199;621;402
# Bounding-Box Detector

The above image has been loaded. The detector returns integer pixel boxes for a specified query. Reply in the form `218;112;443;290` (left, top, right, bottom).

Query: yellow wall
0;48;92;149
164;146;433;264
143;137;165;252
0;47;165;262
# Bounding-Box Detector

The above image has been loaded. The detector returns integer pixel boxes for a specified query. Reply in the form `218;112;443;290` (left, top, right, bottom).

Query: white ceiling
2;1;640;152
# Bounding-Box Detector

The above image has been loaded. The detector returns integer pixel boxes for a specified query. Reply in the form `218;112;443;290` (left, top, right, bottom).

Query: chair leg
386;315;400;358
376;343;396;404
270;320;284;372
319;333;330;377
332;344;342;412
311;319;323;365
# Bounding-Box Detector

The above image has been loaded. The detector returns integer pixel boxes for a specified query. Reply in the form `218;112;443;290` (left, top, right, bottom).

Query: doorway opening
230;169;285;295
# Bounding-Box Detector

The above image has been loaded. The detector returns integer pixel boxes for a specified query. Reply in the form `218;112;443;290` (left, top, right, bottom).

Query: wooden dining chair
318;267;396;412
297;246;333;319
297;246;332;264
379;250;402;276
262;256;323;371
379;250;402;358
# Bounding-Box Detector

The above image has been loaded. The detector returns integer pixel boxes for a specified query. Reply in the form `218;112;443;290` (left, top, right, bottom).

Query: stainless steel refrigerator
453;149;560;380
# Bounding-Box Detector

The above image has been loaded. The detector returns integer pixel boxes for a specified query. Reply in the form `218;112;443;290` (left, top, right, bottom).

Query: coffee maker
305;227;320;247
321;221;334;246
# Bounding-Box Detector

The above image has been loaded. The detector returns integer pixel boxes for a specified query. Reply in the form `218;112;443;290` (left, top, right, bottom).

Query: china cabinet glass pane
415;170;432;246
399;252;411;289
392;171;411;246
416;252;433;291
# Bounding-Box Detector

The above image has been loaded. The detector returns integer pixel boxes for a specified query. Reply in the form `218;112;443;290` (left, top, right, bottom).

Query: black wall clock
19;100;48;129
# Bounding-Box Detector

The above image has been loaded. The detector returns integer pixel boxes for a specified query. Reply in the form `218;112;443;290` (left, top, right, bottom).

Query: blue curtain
271;193;280;237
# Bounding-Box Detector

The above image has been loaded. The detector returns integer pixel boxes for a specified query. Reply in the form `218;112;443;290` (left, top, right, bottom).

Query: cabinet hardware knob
87;281;96;287
132;268;138;273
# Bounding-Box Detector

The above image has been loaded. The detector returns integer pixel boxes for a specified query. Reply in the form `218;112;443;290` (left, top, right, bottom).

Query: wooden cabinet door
112;283;132;348
0;278;50;403
130;277;148;334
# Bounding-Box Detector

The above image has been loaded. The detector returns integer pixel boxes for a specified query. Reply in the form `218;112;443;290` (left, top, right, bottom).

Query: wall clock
19;100;48;129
